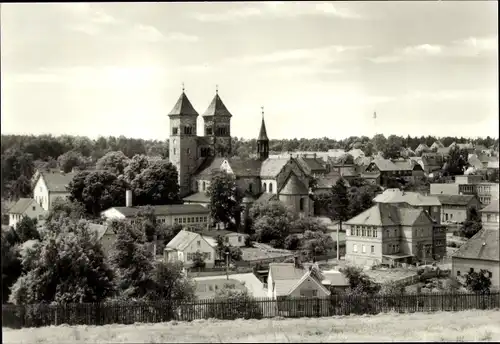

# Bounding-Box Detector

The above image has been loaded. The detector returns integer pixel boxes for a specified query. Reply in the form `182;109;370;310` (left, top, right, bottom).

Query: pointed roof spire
258;106;269;141
202;88;232;117
168;84;199;117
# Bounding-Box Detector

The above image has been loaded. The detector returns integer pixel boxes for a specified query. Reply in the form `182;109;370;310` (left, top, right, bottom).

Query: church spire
257;106;269;160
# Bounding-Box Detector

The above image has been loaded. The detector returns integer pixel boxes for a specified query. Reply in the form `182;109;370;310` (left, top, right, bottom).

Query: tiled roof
195;158;224;178
354;156;372;167
316;171;341;189
452;229;499;262
415;144;430;152
202;93;232;117
260;158;289;178
258;117;269;141
226;158;262;176
392;159;414;171
437;147;451;155
480;199;499;213
431;141;445;149
346;203;432;227
374;189;441;206
269;263;305;281
168;92;199;116
321;270;350;286
87;223;109;240
297;157;326;173
287;270;331;296
40;171;76;192
371;159;398;172
397;207;427;226
279;172;309;195
109;204;210;217
183;192;210;203
166;230;201;251
8;198;35;214
436;194;476;206
198;229;247;238
255;192;277;204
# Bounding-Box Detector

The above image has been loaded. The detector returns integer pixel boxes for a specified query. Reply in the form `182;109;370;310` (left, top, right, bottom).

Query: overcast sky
1;2;498;141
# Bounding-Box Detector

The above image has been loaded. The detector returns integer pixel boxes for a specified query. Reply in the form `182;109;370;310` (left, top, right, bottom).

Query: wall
226;234;246;247
476;183;499;205
278;194;312;217
481;212;500;230
33;177;50;211
169;212;210;227
452;257;500;289
9;201;47;228
430;183;459;195
345;224;383;267
441;205;469;223
288;276;329;298
261;179;277;194
183;236;216;268
234;176;261;195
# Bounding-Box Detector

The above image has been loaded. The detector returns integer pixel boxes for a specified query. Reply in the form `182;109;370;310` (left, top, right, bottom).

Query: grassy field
3;310;499;343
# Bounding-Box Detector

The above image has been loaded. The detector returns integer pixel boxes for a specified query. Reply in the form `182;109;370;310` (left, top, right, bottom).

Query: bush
206;284;262;320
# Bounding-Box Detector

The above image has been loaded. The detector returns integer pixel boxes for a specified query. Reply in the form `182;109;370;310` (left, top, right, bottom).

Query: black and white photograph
1;1;499;342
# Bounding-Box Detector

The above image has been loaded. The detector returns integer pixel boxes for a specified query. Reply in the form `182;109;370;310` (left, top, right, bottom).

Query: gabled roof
374;189;441;206
347;149;365;159
166;230;202;251
168;92;199;116
257;117;269;141
436;194;477;206
437;147;451;155
195;157;225;178
255;192;277;204
87;223;110;240
480;199;499;213
287;269;331;297
260;158;289;178
370;158;398;172
37;170;76;192
105;204;209;217
345;203;400;226
279;172;309;195
202;93;232;117
415;143;430;152
8;198;35;214
431;141;445;149
183;192;210;203
225;158;262;176
316;171;342;189
452;229;499;262
297;157;326;174
269;263;305;281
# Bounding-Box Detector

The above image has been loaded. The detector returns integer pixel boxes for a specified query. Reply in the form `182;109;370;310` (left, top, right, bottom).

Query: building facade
8;198;47;228
32;170;76;211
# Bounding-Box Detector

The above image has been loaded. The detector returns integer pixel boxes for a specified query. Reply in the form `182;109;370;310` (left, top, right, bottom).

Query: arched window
202;181;206;191
269;183;273;193
299;198;305;211
249;183;253;192
263;182;267;192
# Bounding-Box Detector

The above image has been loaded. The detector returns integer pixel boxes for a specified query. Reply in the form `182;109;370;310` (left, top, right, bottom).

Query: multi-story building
362;158;425;186
430;175;499;206
8;198;47;228
435;194;481;224
344;202;445;267
32;169;76;211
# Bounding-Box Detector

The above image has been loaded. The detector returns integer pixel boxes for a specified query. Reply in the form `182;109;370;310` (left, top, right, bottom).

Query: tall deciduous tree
250;200;296;248
9;220;115;305
14;217;40;243
46;198;86;222
330;178;350;260
96;151;130;175
130;160;180;206
206;171;243;229
57;150;87;173
371;134;387;155
383;135;403;160
300;230;334;260
461;207;482;239
465;269;492;294
444;146;468;176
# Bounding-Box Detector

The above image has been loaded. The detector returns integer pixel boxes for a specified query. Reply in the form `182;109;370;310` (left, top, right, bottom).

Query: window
374;229;378;238
299;198;305;211
350;227;354;236
197;240;201;247
184;126;193;135
209;285;213;291
202;181;206;191
269;183;273;192
206;127;213;135
353;244;358;253
312;290;318;297
356;228;360;236
362;245;366;253
182;218;186;223
172;127;178;135
362;229;366;236
173;148;177;155
263;182;267;192
187;218;192;223
249;183;253;192
214;285;218;290
371;245;374;253
238;236;242;242
32;206;35;211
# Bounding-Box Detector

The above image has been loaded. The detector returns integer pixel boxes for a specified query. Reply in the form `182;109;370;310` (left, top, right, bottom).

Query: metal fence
3;292;499;329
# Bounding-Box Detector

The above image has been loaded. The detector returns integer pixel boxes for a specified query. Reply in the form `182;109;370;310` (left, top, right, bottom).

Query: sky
1;2;498;141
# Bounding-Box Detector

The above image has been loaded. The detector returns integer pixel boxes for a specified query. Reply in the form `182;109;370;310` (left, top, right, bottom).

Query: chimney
126;190;133;207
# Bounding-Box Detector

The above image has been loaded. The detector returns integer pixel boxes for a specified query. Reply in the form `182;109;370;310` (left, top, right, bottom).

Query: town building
451;200;499;289
435;194;481;224
168;89;314;216
164;229;216;268
362;158;425;186
8;198;47;228
344;202;446;267
101;190;210;227
195;228;248;248
430;176;499;206
32;170;76;211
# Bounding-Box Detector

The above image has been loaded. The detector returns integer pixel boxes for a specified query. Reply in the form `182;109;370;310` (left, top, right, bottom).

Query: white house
196;229;249;248
8;198;47;228
164;230;216;268
33;170;76;211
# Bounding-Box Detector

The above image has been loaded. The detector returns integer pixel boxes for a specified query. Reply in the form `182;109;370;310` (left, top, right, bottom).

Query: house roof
345;203;432;227
370;158;399;172
168;92;199;116
437;147;451;155
202;93;232;117
321;270;350;286
225;158;262;176
415;143;430;152
198;229;247;238
269;263;305;281
436;194;477;206
347;149;365;159
487;160;499;169
279;172;309;195
8;198;35;214
480;199;499;213
260;158;289;178
316;171;341;189
374;189;441;206
166;230;201;251
452;229;499;262
39;170;76;192
297;157;326;173
183;192;210;203
431;141;445;149
258;117;269;141
87;223;109;240
107;204;210;217
286;269;331;297
255;192;277;204
195;157;225;178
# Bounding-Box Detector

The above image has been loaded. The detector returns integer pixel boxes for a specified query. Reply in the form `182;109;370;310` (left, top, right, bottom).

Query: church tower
168;85;199;197
257;106;269;161
202;87;232;157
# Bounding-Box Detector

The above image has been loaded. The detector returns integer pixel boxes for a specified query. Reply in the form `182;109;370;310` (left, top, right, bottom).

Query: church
168;87;317;216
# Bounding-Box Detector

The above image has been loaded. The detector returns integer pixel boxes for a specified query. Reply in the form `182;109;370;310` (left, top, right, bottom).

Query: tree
146;260;195;304
382;135;403;160
461;207;482;239
67;170;128;217
192;251;206;269
1;230;22;303
207;284;263;320
1;148;34;200
371;134;387;154
338;154;354;165
9;220;115;304
57;150;86;173
329;179;350;260
465;270;492;294
130;160;180;206
291;217;328;233
250;201;296;248
134;206;158;242
108;220;155;300
123;154;153;183
284;234;301;250
300;230;334;259
347;185;379;218
157;223;183;250
341;266;380;295
444;146;468;176
96;151;129;175
14;216;40;243
206;171;243;229
362;142;374;157
46;198;86;222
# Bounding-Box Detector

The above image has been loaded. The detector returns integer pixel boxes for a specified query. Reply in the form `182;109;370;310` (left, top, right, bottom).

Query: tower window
299;198;305;211
206;127;213;135
269;183;273;193
249;183;253;192
184;126;193;135
172;127;178;135
263;182;267;192
202;181;206;191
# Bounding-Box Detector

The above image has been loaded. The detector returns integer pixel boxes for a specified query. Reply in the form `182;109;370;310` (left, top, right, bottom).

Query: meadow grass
3;309;500;343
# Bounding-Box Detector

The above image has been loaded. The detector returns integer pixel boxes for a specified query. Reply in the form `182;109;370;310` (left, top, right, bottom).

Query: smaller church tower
202;86;233;157
257;106;269;161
